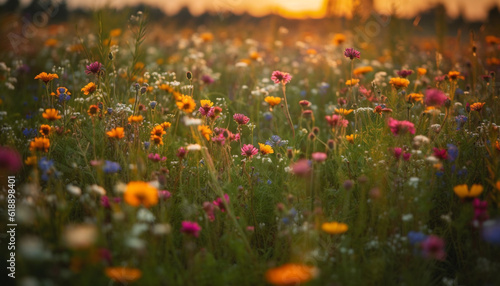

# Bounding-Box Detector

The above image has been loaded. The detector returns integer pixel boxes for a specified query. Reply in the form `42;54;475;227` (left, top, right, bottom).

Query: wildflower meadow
1;1;500;285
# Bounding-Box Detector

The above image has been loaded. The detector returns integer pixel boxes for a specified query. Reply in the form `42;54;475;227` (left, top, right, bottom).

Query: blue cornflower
447;144;458;162
149;101;157;109
103;161;121;174
455;115;467;130
408;231;427;245
22;128;37;138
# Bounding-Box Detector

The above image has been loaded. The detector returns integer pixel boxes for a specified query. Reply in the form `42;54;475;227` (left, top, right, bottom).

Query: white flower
87;184;106;196
183;116;202;126
137;208;155;222
187;144;201;151
66;184;81;196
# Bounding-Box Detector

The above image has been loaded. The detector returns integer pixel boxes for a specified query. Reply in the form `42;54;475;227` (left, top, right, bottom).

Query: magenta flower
85;61;103;75
425;89;448;107
421;235;446;261
397;69;413;78
148;153;167;162
0;146;22;174
201;75;214;85
203;202;216;222
393;147;411;161
344;48;361;60
213;194;230;212
271;70;292;84
473;198;489;223
388;118;415;136
241;144;258;158
233;113;250;125
180;221;202;237
311;152;327;162
433;148;448;160
211;133;226;145
176;147;187;159
159;190;171;200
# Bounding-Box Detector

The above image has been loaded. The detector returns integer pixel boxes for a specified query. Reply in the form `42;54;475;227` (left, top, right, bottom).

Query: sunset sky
11;0;500;20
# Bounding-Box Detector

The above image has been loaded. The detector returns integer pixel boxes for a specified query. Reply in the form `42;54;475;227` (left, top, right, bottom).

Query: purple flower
85;61;103;75
180;221;201;237
344;48;361;60
201;75;214;85
233;113;250;125
271;71;292;84
241;144;258;158
397;69;413;78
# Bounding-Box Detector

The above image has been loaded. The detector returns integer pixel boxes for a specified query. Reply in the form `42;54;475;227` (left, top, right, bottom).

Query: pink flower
291;159;311;177
233;113;250;125
311;152;327;162
393;147;411;161
421;235;446;261
213;194;230;212
176;147;187;159
397;69;413;78
0;146;22;174
388;118;415;136
180;221;202;237
271;70;292;84
211;133;226;145
325;114;349;127
159;190;171;200
241;144;259;158
203;202;216;222
473;198;489;223
344;48;360;60
425;89;448;107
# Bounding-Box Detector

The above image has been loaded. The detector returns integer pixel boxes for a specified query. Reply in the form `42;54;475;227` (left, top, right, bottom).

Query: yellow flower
35;72;58;84
265;263;318;286
176;95;196;113
198;125;212;141
258;143;274;155
106;127;124;139
345;134;358;144
332;33;346;45
406;93;424;104
105;267;142;283
345;79;360;86
264;96;282;107
321;221;348;234
29;137;50;153
128;115;144;124
417;68;427;76
453;184;483;199
334;108;353;116
470;102;486;112
81;82;97;95
39;124;52;137
389;77;410;89
200;99;214;109
353;66;373;75
124;181;159;208
42;108;61;121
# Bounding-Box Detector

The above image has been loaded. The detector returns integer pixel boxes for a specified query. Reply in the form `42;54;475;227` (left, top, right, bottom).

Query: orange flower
321;221;349;234
200;32;214;42
345;134;358;144
150;135;163;145
124;181;159;208
160;122;172;130
198;125;212;141
87;105;99;116
448;71;464;81
109;28;122;37
453;184;483;199
44;38;58;47
39;124;52;137
406;93;424;104
150;125;166;137
105;267;142;283
42;109;61;121
29;137;50;153
353;66;373;76
128;115;144;124
389;77;410;89
81;82;97;95
176;95;196;113
106;127;124;139
25;156;37;166
265;96;282;108
345;79;360;86
265;263;318;286
332;33;346;45
258;143;274;155
334;108;354;116
470;102;485;112
496;141;500;151
35;72;58;84
417;68;427;76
